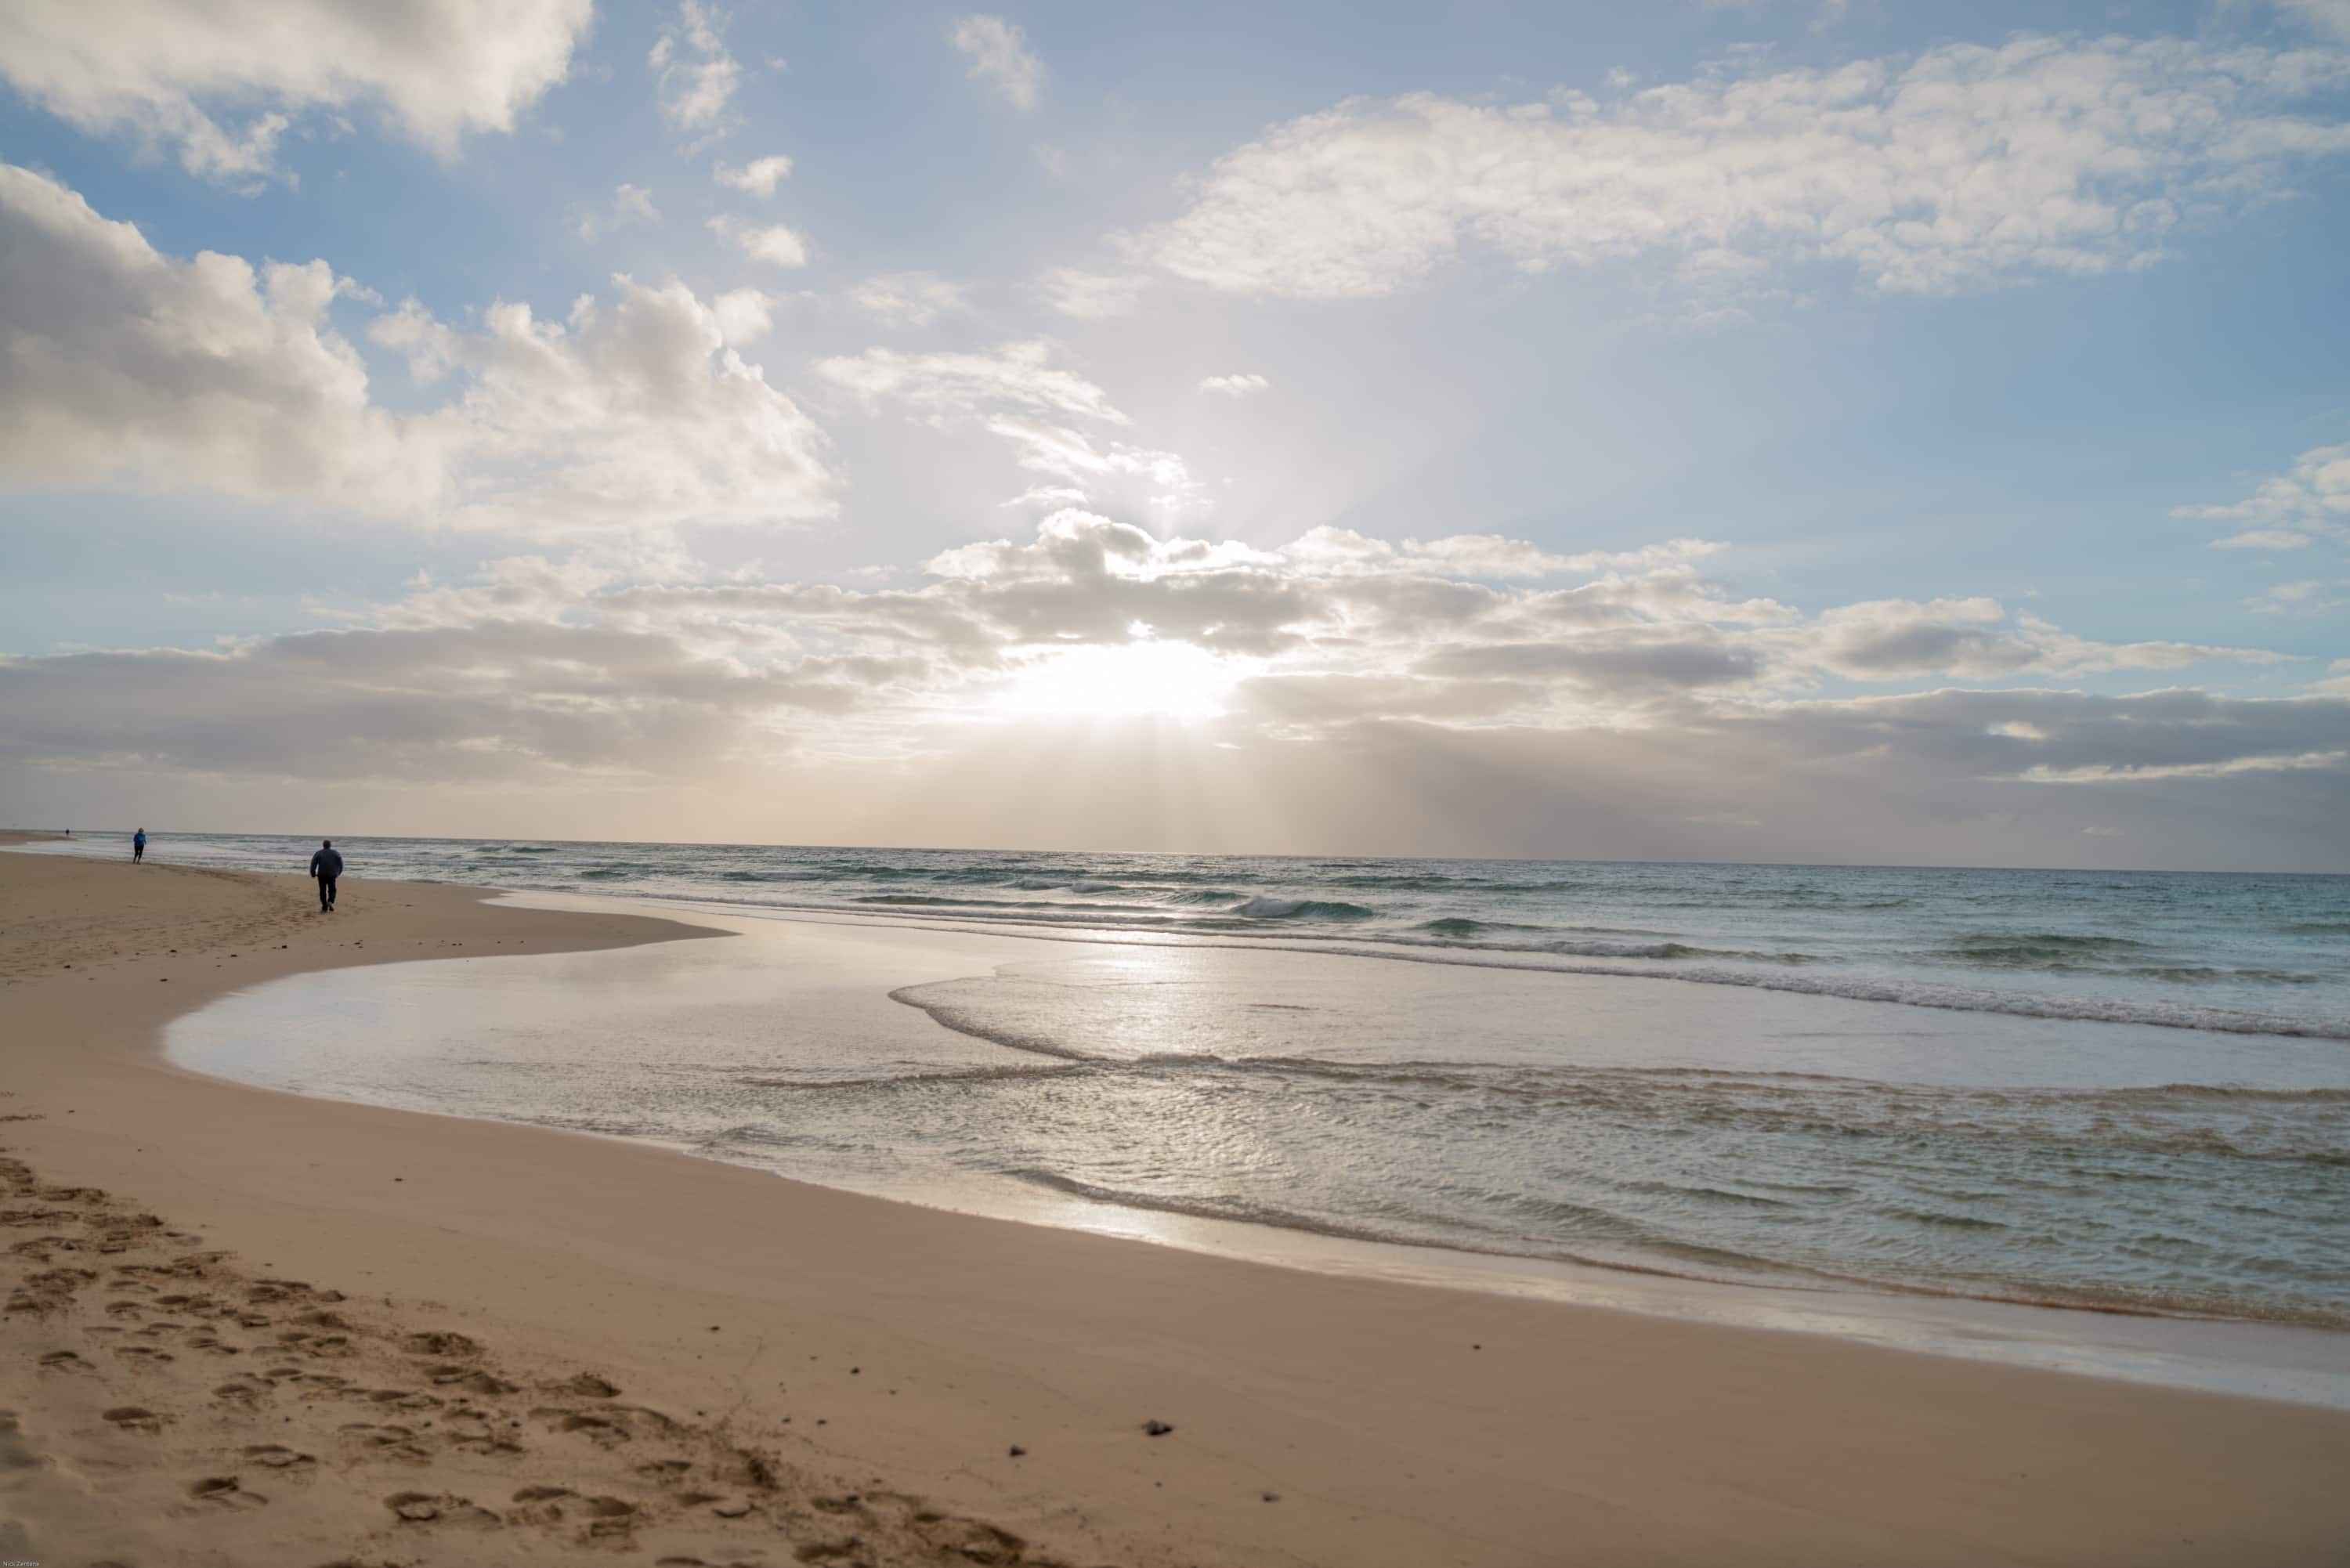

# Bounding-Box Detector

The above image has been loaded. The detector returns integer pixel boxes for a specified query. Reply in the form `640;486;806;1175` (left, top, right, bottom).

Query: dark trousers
318;876;337;909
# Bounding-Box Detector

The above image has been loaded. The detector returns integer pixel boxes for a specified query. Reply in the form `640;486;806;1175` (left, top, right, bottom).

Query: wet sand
2;844;2347;1566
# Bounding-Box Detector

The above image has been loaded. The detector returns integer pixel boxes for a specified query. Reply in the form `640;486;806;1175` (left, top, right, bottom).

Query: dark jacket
310;847;344;880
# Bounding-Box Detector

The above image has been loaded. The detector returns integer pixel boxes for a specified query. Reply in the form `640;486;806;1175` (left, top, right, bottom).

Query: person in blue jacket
309;839;343;912
132;827;146;864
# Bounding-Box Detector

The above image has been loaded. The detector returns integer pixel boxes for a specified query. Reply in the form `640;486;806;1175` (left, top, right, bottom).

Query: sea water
38;833;2350;1333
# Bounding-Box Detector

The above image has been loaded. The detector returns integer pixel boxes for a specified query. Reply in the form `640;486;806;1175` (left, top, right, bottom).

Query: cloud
366;277;836;533
1112;36;2350;302
598;511;2285;720
650;0;742;144
1039;266;1143;319
815;340;1127;424
5;515;2340;866
2271;0;2350;41
709;215;810;268
709;287;778;345
0;620;873;787
1199;373;1270;397
0;0;589;181
953;14;1045;112
1799;598;2280;679
0;163;421;507
815;342;1202;512
2213;529;2316;550
0;164;834;533
2179;439;2350;544
573;182;662;243
714;154;794;197
849;273;972;328
2247;578;2345;613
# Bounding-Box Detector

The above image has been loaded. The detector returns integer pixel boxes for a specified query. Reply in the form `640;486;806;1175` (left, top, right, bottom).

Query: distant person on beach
309;839;343;912
132;827;146;863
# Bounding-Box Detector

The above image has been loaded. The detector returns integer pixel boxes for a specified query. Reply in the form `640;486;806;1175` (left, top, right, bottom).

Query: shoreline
24;829;2347;1045
164;887;2350;1408
4;851;2348;1564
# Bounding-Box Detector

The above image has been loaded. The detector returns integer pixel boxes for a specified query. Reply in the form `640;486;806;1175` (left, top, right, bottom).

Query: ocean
38;830;2350;1337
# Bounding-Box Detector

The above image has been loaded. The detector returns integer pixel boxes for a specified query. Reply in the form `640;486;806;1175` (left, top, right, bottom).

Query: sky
1;0;2348;869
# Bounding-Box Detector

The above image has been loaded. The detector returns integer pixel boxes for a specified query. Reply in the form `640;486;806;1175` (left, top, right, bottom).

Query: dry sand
1;843;2345;1566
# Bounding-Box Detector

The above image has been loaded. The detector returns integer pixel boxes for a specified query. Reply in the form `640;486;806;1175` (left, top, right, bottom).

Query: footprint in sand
186;1474;269;1510
580;1495;640;1538
241;1443;316;1471
553;1371;621;1398
36;1349;94;1374
103;1406;164;1433
212;1374;273;1406
359;1386;443;1412
338;1422;432;1463
385;1490;501;1527
427;1364;519;1395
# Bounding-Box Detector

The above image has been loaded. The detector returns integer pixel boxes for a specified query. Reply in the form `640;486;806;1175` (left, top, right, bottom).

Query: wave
992;1169;2346;1325
690;889;2350;1039
1419;916;1549;938
1938;932;2149;968
1003;1168;1694;1267
1235;897;1376;920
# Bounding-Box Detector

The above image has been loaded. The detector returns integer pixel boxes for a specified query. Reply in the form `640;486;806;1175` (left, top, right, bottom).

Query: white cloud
2179;440;2350;540
815;341;1129;425
1799;598;2280;679
714;154;794;197
849;273;971;328
5;511;2339;865
0;0;589;182
0;162;421;506
2248;578;2335;612
0;163;833;534
573;182;662;242
710;287;778;345
1114;37;2350;302
367;277;836;533
710;215;810;268
1040;266;1143;319
1199;373;1271;397
2272;1;2350;41
815;341;1202;513
953;14;1045;112
650;0;741;144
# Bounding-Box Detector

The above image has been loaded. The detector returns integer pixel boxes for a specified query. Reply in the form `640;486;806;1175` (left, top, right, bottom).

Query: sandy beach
2;841;2347;1567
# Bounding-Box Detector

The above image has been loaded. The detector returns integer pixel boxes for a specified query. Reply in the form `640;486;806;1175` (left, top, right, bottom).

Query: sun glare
995;636;1240;719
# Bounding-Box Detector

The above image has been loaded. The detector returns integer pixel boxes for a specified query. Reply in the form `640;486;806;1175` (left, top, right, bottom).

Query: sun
995;630;1242;719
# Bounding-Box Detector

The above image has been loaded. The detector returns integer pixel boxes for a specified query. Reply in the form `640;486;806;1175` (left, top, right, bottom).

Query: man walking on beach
309;839;342;912
132;827;146;864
